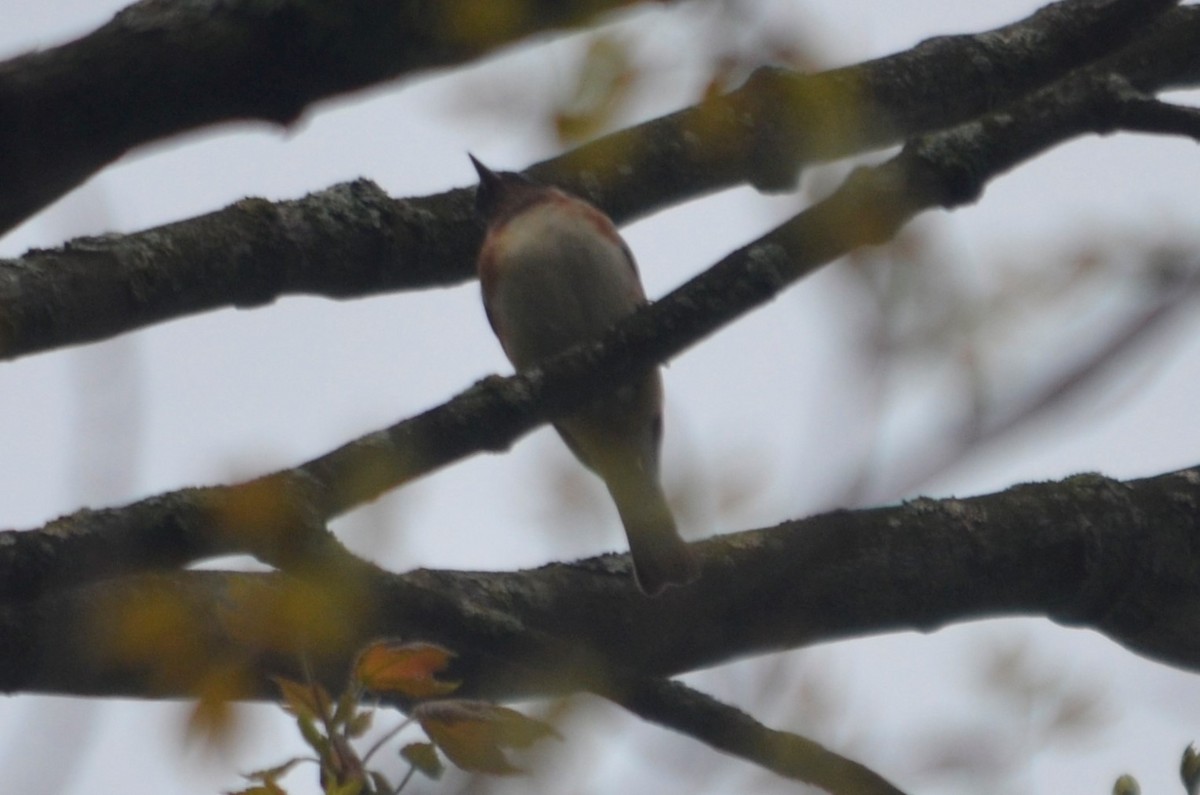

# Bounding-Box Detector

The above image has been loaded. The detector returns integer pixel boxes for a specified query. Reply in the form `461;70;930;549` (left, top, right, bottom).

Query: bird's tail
607;470;699;596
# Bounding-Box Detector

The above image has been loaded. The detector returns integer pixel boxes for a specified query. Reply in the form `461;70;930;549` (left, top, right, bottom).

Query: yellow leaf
187;662;254;746
211;475;301;552
221;577;360;658
554;35;636;144
96;584;208;690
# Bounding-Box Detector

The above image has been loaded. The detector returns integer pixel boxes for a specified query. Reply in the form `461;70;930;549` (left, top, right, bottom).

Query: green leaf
345;709;374;739
323;779;363;795
415;700;559;775
297;714;327;754
367;771;393;794
400;742;444;780
1113;774;1140;795
1182;743;1200;795
274;676;332;721
243;756;306;783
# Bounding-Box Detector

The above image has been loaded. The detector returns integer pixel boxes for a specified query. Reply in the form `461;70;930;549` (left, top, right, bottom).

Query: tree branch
0;0;663;235
598;676;908;795
0;0;1186;361
8;466;1200;703
1117;98;1200;141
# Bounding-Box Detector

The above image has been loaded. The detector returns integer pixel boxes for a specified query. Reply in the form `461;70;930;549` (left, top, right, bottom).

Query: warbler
471;155;698;595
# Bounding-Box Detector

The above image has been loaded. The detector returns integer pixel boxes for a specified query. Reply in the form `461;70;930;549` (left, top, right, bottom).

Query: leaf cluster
231;641;558;795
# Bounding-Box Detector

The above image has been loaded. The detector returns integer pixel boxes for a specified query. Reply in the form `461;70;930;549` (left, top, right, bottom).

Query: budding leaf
1113;774;1140;795
273;677;332;722
401;741;444;779
353;641;460;699
415;700;560;775
1182;743;1200;795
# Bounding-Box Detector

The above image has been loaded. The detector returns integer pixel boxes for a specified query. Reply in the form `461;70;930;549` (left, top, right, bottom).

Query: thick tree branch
0;0;661;235
0;0;1186;361
7;466;1200;703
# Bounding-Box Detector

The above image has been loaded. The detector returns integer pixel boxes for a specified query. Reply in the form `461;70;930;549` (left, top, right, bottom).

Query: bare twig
597;676;908;795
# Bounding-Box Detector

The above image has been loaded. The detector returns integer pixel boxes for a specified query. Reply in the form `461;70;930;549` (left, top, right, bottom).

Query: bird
470;154;699;595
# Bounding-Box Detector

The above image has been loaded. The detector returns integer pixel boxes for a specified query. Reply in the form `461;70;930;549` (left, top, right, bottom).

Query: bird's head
469;154;551;224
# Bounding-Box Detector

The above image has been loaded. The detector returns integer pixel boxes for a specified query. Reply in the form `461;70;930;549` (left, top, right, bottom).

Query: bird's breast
484;202;647;369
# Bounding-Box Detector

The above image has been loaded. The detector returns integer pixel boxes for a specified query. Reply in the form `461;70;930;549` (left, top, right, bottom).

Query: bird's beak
468;153;499;187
